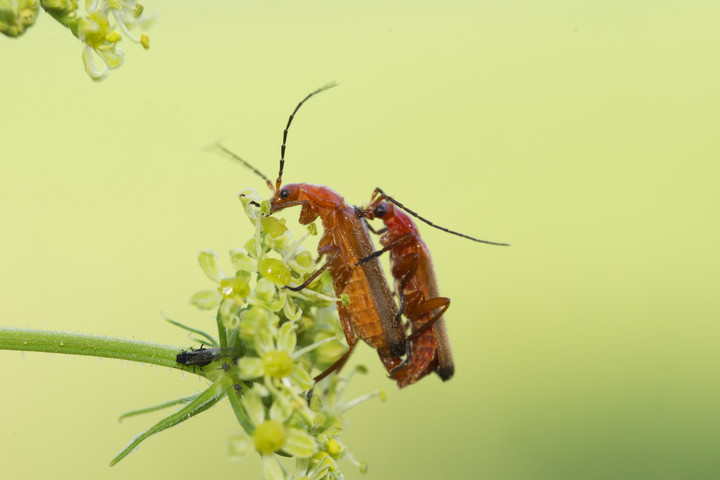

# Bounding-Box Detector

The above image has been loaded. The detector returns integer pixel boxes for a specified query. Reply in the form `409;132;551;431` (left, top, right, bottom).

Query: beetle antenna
278;82;339;190
375;188;510;246
215;142;274;191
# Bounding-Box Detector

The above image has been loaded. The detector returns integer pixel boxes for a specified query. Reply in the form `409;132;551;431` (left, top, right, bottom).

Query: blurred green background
2;1;719;479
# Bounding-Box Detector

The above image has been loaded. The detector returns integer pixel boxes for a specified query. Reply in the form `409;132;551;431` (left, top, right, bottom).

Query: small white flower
77;1;124;80
190;250;251;320
230;386;318;479
238;322;313;392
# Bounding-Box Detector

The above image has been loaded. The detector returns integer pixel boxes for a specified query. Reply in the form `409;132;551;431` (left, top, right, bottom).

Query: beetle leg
383;253;423;380
312;337;357;385
355;232;415;266
406;297;450;342
284;249;340;291
391;252;420;324
355;246;389;265
306;327;358;403
364;221;388;235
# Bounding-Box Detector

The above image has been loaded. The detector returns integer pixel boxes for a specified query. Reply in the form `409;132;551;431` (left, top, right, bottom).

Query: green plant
0;188;381;479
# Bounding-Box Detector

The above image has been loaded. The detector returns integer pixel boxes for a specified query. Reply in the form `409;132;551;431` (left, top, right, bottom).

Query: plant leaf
110;380;225;466
118;395;197;422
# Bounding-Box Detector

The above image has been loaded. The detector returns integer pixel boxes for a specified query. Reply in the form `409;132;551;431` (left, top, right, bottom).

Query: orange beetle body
359;192;453;387
271;183;406;377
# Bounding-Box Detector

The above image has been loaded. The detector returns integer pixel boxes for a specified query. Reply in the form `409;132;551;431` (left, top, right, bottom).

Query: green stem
41;6;81;37
220;376;254;434
0;327;189;372
216;308;228;349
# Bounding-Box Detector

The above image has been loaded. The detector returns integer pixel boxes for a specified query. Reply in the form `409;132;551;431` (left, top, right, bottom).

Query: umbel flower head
112;188;383;479
2;0;153;80
72;0;152;80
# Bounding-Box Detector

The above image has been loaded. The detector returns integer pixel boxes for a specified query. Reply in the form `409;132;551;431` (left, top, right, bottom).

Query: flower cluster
1;0;152;80
0;0;39;37
186;188;383;479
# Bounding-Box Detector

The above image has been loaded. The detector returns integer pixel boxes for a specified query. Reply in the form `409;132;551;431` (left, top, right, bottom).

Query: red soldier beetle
358;188;509;387
217;84;405;384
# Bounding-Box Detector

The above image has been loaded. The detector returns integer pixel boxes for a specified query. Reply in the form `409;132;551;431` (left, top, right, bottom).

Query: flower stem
41;7;80;36
0;327;187;371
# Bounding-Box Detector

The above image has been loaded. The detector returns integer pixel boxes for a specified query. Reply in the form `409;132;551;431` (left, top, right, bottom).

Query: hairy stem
0;328;189;372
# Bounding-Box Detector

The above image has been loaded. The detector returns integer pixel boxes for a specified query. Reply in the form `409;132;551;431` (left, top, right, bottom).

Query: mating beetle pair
180;84;508;389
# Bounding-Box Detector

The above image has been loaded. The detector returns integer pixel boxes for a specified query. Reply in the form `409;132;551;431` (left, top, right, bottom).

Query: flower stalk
0;328;182;370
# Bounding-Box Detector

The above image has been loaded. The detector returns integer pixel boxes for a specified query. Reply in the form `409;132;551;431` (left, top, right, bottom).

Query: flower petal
308;454;337;479
82;46;108;80
254;276;277;303
198;250;225;283
281;295;302;322
283;428;318;458
288;365;313;392
268;393;293;423
96;45;124;69
189;289;221;310
229;248;257;272
254;321;275;355
277;322;297;353
228;431;253;459
262;455;286;480
242;387;266;426
238;357;264;380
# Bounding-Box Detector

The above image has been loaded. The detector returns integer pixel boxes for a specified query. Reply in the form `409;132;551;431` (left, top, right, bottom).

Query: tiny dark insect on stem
176;345;225;369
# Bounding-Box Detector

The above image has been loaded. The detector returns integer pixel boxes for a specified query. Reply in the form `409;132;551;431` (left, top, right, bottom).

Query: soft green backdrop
2;1;719;479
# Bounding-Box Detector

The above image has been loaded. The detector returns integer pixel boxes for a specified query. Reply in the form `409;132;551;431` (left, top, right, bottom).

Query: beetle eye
279;189;290;199
374;204;386;218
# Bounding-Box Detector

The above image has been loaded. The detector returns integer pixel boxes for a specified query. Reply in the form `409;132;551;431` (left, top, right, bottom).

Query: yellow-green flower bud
261;216;288;238
292;251;312;271
260;200;271;215
258;258;291;286
0;0;38;37
219;277;250;302
253;420;286;455
40;0;75;12
327;438;342;457
340;294;351;307
262;349;293;378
